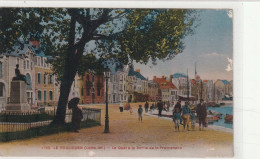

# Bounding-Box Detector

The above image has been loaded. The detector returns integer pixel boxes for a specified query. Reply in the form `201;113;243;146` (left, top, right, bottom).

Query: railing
0;108;101;133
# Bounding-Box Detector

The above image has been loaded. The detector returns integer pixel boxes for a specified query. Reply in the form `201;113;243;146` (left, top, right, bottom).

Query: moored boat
224;114;233;123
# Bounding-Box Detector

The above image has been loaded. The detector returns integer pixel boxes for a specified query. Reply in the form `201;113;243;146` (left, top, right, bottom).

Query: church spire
195;62;197;79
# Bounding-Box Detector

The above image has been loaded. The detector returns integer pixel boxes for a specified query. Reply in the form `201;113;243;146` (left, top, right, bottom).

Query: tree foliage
0;8;198;124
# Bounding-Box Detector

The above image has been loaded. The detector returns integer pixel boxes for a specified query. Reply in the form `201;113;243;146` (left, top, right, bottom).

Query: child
182;102;191;131
173;108;181;131
190;110;196;130
138;105;143;122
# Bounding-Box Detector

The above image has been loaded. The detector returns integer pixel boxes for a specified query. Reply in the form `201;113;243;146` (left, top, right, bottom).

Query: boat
208;110;222;118
212;104;220;107
207;101;216;107
220;102;225;106
224;114;233;123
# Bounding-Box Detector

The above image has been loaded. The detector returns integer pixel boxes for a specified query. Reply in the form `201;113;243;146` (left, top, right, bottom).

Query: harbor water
207;105;233;129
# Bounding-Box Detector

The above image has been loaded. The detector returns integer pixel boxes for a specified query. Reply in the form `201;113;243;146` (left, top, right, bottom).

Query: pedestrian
174;100;182;124
190;110;196;130
182;102;191;131
173;108;181;131
119;102;123;112
196;99;207;131
157;100;163;117
138;105;143;122
166;101;170;112
163;102;166;111
68;97;83;133
173;100;182;113
145;101;149;113
150;103;155;110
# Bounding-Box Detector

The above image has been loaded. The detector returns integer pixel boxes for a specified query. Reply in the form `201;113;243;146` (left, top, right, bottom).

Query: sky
134;9;233;81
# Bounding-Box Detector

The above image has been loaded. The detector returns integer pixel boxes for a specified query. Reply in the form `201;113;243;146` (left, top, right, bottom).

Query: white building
106;63;129;104
0;43;36;110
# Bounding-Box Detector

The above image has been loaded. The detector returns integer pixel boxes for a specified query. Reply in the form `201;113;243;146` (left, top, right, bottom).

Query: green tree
0;8;197;125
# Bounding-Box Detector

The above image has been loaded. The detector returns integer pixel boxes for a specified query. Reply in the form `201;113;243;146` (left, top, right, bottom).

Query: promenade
0;103;233;157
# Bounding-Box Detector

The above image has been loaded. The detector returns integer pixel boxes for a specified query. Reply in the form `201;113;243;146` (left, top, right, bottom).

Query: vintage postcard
0;1;236;158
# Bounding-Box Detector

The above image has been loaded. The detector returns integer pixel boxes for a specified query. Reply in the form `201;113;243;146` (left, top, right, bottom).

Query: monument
5;64;31;112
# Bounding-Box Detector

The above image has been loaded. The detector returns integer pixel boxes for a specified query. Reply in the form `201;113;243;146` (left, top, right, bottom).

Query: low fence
0;108;101;133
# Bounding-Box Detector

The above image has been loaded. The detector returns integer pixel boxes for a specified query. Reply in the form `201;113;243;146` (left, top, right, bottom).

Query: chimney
162;76;165;79
153;76;157;80
29;41;40;48
136;69;140;73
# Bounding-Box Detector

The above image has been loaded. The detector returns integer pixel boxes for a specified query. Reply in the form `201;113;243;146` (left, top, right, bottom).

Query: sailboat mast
187;69;189;103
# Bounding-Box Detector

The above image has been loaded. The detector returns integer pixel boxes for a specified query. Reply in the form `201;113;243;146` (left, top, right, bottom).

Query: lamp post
104;66;110;133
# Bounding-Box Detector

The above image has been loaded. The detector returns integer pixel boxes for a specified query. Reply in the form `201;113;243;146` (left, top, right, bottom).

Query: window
44;74;47;84
49;74;53;84
97;87;100;96
44;91;47;101
26;60;29;69
38;91;42;101
0;83;4;97
87;87;90;96
37;73;41;84
49;91;53;100
0;62;2;78
23;61;26;69
41;57;43;66
31;62;33;70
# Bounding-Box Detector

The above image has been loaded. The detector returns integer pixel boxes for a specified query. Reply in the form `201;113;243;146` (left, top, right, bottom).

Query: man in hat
157;99;163;117
196;99;207;130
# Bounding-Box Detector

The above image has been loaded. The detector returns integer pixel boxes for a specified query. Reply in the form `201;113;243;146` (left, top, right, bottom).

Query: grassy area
0;113;54;123
0;120;100;142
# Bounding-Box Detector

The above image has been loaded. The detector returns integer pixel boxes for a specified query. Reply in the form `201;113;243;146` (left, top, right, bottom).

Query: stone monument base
5;103;31;112
5;80;31;112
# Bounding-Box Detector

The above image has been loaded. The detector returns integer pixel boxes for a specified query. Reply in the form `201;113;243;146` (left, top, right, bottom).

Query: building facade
148;80;159;101
80;72;105;104
0;43;37;110
35;55;56;107
153;76;178;102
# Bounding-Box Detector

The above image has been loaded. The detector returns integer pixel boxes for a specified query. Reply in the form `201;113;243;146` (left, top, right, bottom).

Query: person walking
196;99;207;131
173;100;182;113
138;105;143;122
182;102;191;131
119;102;123;112
145;101;149;113
174;100;182;124
68;97;83;133
190;110;196;130
157;100;163;117
173;108;181;131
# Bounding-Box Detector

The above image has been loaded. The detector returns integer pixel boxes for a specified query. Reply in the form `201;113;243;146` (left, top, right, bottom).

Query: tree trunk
51;9;94;125
51;60;77;125
51;11;78;125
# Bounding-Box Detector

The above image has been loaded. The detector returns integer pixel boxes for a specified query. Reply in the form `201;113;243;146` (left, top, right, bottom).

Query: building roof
128;68;146;80
172;73;187;78
153;76;177;89
3;42;47;57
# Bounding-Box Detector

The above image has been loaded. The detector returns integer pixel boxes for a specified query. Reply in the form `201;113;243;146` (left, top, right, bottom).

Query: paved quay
0;103;233;157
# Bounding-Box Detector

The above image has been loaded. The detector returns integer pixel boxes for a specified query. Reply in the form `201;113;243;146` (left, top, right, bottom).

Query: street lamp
104;66;110;133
